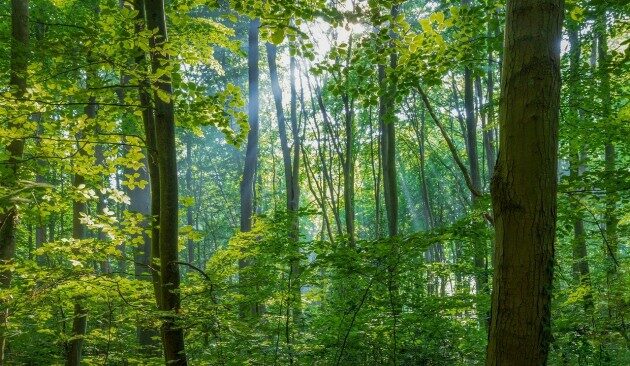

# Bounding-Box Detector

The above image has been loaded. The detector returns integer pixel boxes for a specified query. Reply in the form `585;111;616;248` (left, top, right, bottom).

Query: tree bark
566;25;593;314
486;0;563;364
133;0;162;311
0;1;28;362
185;134;195;266
66;97;96;366
239;18;261;318
145;0;187;363
596;14;618;278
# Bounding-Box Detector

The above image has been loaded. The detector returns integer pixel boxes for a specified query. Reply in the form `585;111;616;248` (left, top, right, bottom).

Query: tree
145;0;187;363
239;17;261;317
486;0;563;364
0;1;28;362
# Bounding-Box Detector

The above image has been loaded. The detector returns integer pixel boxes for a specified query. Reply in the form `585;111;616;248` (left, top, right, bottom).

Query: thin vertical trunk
239;18;261;318
66;97;96;366
185;134;194;266
127;156;160;353
95;143;111;274
486;0;563;364
267;40;302;336
476;76;496;181
378;5;400;364
288;53;302;326
597;15;618;277
133;0;161;312
145;0;187;363
0;2;28;362
567;25;593;314
378;10;399;238
485;14;497;178
342;35;355;246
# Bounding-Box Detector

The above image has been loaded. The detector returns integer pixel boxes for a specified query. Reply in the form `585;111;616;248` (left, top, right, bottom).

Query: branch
416;86;483;198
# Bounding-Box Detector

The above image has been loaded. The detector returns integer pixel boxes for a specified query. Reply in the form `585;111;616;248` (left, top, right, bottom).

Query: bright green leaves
271;27;285;45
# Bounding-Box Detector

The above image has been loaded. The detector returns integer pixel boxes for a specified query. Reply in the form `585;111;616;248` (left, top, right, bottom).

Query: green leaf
271;28;285;45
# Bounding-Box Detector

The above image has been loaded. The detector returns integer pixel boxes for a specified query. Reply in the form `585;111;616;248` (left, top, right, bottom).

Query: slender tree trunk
567;24;593;314
239;18;261;318
378;14;399;238
185;134;195;266
267;41;302;332
66;97;96;366
145;0;187;363
486;0;563;364
126;156;161;353
485;14;497;178
341;36;356;246
288;53;302;326
378;5;400;364
596;14;618;278
476;76;496;181
133;0;162;313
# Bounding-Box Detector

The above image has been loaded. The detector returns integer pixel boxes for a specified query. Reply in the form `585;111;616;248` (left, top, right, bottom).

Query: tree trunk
486;0;563;364
239;18;261;318
133;0;162;311
267;41;302;330
342;36;356;246
0;1;28;362
567;24;593;314
378;5;400;364
185;134;195;266
126;156;160;353
66;97;96;366
145;0;187;363
596;14;618;278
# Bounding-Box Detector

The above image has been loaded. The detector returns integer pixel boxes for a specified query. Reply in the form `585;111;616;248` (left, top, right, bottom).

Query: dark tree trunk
486;0;563;364
133;0;162;311
0;1;28;362
145;0;187;363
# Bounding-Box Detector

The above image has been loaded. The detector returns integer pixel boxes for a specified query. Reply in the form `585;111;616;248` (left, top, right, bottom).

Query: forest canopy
0;0;628;365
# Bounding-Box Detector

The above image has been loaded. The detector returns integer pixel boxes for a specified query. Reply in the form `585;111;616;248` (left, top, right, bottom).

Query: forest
0;0;628;365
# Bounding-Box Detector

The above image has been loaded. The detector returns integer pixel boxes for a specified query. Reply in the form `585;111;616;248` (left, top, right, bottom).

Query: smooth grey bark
486;0;563;364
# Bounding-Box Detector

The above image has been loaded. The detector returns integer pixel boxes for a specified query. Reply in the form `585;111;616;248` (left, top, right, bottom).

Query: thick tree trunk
145;0;187;364
486;0;563;364
0;1;28;362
